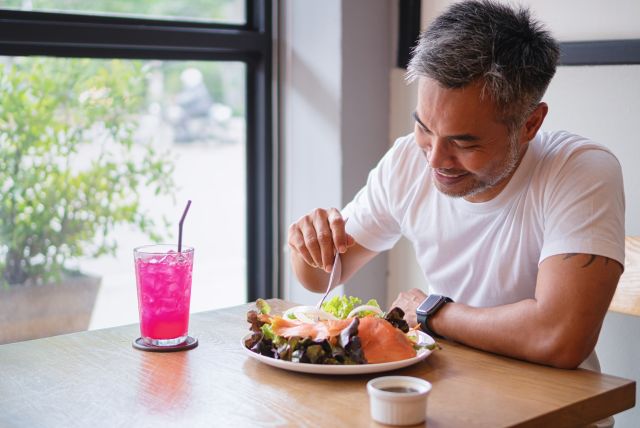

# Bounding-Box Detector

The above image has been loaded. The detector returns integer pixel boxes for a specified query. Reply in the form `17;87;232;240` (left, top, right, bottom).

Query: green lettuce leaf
256;298;271;315
260;323;275;341
321;295;380;319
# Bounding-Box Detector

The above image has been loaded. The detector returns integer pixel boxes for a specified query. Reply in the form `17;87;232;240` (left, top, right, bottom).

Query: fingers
313;211;336;272
345;233;355;248
405;311;418;328
389;288;427;326
288;222;316;267
407;288;427;302
287;208;349;272
328;212;349;254
389;292;408;312
390;289;426;309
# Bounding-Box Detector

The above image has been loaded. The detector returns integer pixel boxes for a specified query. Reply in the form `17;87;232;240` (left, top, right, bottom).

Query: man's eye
454;142;477;150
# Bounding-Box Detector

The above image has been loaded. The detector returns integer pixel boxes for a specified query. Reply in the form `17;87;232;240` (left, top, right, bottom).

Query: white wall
280;0;343;306
280;0;391;306
386;0;424;306
387;1;640;426
543;65;640;235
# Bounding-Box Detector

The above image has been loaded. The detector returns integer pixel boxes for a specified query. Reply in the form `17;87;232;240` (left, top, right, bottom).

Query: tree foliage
0;57;176;286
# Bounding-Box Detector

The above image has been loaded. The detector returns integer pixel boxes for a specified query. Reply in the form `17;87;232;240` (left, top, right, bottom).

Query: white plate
241;331;435;375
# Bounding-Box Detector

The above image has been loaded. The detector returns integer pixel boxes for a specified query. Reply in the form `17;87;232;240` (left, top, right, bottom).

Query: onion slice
346;305;383;319
283;306;338;323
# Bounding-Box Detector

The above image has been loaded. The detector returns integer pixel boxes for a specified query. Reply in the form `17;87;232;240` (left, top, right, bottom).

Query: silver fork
316;250;342;309
316;218;348;309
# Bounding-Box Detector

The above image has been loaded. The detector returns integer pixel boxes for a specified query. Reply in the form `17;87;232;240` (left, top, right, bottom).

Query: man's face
414;78;526;203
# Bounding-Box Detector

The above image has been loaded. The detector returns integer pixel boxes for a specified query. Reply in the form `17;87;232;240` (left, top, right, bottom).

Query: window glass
0;0;245;24
0;56;247;335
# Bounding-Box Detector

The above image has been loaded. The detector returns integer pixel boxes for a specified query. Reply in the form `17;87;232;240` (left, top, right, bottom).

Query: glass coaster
132;336;198;352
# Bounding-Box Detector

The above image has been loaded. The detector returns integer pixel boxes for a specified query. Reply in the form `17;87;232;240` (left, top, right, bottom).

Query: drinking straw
178;200;192;253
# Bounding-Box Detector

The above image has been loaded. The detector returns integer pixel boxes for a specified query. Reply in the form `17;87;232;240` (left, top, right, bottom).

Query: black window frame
559;39;640;66
0;0;275;301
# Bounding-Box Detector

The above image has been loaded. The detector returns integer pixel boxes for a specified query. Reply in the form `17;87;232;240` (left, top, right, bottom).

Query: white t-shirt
343;130;623;417
343;130;625;308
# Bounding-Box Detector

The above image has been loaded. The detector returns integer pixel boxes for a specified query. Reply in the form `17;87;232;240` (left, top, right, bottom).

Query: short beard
430;131;522;199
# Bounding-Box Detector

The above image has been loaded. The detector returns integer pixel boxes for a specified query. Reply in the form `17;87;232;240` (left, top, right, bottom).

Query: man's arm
427;253;622;368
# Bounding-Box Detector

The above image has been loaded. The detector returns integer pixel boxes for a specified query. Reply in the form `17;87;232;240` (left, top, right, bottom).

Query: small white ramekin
367;376;432;426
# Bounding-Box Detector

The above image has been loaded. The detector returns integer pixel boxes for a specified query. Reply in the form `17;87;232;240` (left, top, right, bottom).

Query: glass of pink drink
134;244;194;347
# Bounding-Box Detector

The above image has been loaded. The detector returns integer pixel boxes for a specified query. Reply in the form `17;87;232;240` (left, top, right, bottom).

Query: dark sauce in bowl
379;386;419;393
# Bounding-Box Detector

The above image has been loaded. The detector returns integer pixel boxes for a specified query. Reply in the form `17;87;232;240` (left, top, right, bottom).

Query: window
0;1;274;342
0;0;245;24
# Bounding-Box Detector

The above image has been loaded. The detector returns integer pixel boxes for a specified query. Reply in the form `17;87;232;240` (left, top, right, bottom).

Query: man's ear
521;102;548;141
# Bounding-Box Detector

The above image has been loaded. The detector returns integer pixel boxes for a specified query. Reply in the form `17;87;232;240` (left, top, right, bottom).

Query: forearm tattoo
562;253;611;268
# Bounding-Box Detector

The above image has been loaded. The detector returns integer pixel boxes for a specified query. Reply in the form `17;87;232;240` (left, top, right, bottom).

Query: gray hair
407;0;560;131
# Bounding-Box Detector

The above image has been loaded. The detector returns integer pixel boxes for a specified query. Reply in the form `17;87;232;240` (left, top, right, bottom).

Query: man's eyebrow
412;111;429;131
411;110;481;142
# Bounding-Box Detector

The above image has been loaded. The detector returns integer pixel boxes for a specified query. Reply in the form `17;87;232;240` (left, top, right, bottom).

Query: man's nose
426;138;455;169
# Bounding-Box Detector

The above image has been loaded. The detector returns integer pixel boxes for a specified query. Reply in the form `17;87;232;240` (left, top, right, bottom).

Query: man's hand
287;209;378;293
389;288;427;327
287;208;354;273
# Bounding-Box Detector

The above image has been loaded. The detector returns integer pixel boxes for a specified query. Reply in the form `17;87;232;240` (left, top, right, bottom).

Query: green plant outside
0;57;176;287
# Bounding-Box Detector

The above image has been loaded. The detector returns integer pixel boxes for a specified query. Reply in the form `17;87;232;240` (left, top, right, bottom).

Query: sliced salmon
270;316;353;341
357;316;416;363
268;315;416;364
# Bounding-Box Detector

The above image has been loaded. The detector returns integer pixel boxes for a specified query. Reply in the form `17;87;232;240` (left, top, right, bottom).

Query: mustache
434;168;468;175
422;152;467;175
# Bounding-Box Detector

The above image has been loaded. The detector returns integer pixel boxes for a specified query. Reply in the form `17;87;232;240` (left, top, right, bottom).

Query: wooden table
0;299;635;427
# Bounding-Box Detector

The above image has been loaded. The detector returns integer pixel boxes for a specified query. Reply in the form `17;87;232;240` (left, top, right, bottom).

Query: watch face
416;294;443;315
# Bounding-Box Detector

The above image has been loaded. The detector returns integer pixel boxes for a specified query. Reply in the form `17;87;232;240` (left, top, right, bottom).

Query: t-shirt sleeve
341;137;409;252
539;147;625;266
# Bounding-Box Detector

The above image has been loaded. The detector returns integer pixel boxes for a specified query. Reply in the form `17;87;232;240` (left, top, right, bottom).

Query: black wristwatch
416;294;453;339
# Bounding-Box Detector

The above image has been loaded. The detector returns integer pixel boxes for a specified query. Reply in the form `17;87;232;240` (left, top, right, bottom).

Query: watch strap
417;295;453;339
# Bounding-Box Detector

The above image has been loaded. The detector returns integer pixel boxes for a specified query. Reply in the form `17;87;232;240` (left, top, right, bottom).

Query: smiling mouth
434;170;469;179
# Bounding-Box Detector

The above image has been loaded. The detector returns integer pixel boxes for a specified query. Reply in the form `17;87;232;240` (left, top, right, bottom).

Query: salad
244;296;435;365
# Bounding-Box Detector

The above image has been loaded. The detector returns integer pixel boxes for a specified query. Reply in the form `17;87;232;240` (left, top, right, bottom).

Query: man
287;0;624;372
